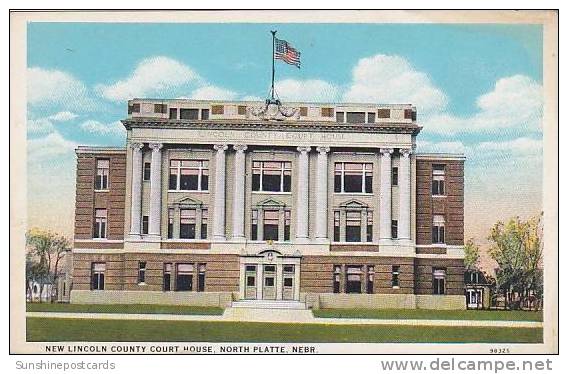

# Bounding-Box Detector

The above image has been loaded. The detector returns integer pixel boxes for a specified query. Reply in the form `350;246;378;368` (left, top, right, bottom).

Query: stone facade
70;99;466;309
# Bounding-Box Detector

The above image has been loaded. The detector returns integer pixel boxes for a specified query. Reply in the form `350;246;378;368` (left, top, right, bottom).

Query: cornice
121;118;423;136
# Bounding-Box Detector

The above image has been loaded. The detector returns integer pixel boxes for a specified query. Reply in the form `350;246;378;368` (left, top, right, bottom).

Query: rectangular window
176;263;193;291
163;263;172;291
251;210;258;240
392;265;400;288
299;107;308;117
180;209;196;239
167;208;174;239
366;211;373;242
263;210;279;241
404;108;413;119
138;261;147;284
377;108;390;118
391;220;398;239
336;111;345;123
142;215;149;235
238;105;247;115
367;265;374;294
432;215;445;244
169;160;209;191
284;210;291;241
91;262;106;290
180;108;199;120
433;268;446;295
432;164;446;195
201;109;209;120
93;209;107;239
334;162;373;193
321;107;334;117
346;266;362;293
169;108;178;119
143;162;151;181
154;103;167;114
345;211;362;242
252;161;292;192
333;265;341;293
197;264;206;292
367;112;376;123
346;112;365;124
392;166;398;186
128;103;140;114
333;211;340;242
95;159;109;190
211;105;224;115
201;209;208;239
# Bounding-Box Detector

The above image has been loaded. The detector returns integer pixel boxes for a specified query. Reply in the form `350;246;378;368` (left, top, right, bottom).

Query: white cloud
27;118;55;134
27;67;94;109
47;111;78;121
241;95;264;102
190;85;238;100
274;79;339;102
27;132;77;161
343;54;447;113
475;137;542;156
417;140;467;154
422;75;543;135
80;120;125;136
97;56;202;102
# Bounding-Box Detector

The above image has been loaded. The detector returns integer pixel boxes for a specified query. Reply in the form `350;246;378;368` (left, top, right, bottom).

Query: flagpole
270;30;276;101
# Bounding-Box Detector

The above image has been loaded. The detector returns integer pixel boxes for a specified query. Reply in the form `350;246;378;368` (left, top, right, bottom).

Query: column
379;148;394;241
212;144;228;241
128;142;144;238
276;263;283;300
295;146;311;242
195;206;203;240
148;143;163;239
256;265;263;300
257;208;264;241
278;208;285;242
398;148;412;241
315;146;330;241
231;144;248;241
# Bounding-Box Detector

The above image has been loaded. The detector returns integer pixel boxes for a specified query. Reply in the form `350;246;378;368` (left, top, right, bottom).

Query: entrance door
282;264;295;300
245;265;257;299
263;265;276;300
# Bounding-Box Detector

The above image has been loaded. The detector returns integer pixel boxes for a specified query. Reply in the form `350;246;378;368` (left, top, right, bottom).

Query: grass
26;317;542;343
313;308;543;322
26;303;224;316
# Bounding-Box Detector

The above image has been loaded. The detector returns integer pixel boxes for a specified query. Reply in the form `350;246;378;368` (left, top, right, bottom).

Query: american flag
274;37;301;68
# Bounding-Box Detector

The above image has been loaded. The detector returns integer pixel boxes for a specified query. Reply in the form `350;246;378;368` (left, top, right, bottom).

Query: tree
488;214;543;310
463;238;480;270
26;228;71;303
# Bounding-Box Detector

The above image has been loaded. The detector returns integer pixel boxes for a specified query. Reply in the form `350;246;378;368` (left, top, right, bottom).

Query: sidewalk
26;309;543;328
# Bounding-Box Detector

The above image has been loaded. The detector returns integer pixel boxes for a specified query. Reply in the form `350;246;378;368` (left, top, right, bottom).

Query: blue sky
26;22;544;260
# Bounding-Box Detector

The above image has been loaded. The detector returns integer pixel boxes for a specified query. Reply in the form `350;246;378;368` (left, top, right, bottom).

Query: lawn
26;317;542;343
312;308;543;322
26;303;224;316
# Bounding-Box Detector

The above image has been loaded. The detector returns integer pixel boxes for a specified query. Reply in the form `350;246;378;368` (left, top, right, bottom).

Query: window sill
252;191;292;195
168;190;209;193
91;238;109;241
334;192;373;196
164;239;210;242
94;189;109;193
432;195;447;198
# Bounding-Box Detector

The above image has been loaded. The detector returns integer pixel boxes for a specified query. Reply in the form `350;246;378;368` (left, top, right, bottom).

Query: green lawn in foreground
313;308;543;322
27;317;542;343
26;303;223;315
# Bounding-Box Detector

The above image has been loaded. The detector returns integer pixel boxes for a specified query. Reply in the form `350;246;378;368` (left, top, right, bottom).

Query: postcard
9;9;558;355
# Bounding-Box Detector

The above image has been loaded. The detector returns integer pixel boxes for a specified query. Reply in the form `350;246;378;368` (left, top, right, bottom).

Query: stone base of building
304;293;466;310
70;290;234;307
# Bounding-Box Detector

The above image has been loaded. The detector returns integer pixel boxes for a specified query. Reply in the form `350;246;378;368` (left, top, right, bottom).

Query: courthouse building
71;98;466;309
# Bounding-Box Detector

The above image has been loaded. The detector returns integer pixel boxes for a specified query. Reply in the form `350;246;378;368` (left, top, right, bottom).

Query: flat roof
128;98;416;108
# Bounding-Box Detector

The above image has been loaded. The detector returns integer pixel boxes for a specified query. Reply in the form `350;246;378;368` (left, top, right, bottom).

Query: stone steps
231;299;307;310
